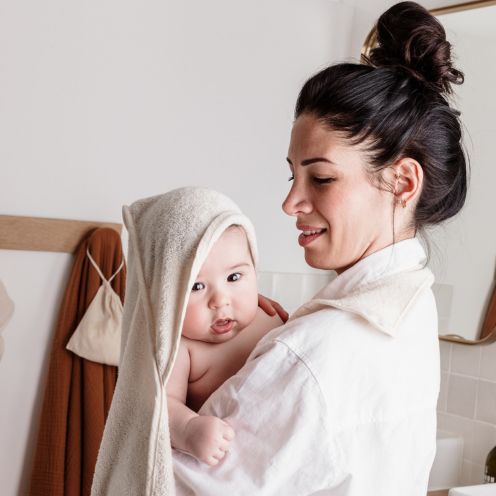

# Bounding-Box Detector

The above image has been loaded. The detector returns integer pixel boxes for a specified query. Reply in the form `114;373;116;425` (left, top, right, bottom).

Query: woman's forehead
289;115;343;160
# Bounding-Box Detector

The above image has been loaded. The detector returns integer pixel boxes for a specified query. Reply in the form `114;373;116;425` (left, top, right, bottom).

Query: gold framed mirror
362;0;496;346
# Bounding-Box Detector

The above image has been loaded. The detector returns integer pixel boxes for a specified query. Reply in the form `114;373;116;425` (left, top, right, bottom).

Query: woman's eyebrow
286;157;337;166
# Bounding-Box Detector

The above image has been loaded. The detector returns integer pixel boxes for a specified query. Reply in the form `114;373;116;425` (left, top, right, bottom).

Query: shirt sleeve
172;339;336;496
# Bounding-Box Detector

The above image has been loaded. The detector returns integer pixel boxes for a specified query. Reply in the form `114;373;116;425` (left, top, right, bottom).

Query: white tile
300;272;335;303
444;414;475;461
473;421;496;465
272;273;303;315
460;460;472;487
447;375;478;419
437;412;446;431
438;372;449;412
480;343;496;382
257;272;273;300
475;380;496;424
470;462;486;486
451;344;481;377
439;341;452;373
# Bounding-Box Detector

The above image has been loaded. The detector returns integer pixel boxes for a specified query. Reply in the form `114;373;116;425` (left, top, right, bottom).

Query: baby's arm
166;340;235;466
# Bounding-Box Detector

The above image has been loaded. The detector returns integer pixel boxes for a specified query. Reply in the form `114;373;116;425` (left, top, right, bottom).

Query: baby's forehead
200;225;254;270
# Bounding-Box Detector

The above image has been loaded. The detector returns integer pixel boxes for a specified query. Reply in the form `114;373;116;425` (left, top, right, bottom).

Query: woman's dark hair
295;1;468;232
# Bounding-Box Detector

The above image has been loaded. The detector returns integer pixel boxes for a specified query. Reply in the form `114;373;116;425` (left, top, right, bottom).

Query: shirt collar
288;237;433;337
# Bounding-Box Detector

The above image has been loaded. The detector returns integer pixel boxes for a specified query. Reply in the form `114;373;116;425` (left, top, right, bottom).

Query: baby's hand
184;416;235;466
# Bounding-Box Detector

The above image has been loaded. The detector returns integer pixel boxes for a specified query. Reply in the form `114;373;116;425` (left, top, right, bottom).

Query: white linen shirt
172;238;440;495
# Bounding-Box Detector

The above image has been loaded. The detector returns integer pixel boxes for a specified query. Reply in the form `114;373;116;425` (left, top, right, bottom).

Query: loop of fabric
87;248;124;284
66;250;124;366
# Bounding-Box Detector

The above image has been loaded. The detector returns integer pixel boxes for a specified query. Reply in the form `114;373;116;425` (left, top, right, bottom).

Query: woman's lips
211;319;235;334
297;227;327;247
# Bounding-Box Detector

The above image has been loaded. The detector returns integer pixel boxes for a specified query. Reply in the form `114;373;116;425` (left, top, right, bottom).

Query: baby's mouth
211;319;235;334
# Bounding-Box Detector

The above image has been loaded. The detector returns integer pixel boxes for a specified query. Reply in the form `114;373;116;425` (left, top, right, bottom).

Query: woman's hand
184;416;235;466
258;294;289;323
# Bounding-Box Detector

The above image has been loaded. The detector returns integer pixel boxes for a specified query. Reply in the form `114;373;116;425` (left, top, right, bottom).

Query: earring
403;200;407;209
395;174;401;180
397;199;401;204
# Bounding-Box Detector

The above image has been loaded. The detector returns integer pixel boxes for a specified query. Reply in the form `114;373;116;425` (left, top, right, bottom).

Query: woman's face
282;113;399;274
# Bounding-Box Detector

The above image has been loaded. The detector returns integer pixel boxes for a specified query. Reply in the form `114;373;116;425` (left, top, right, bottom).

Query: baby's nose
209;291;230;309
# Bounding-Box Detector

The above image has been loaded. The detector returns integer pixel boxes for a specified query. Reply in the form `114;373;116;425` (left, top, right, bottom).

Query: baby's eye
227;273;241;282
192;282;205;291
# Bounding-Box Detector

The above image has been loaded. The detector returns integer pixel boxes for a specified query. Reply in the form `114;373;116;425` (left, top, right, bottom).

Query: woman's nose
282;180;312;217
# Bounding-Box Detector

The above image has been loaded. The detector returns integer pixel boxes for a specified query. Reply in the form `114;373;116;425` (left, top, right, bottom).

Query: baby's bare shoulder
230;307;284;351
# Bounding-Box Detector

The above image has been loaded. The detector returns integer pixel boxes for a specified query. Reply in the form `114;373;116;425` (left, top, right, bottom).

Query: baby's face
182;227;258;344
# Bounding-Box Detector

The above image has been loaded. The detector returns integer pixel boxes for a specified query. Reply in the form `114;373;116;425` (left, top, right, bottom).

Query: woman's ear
392;157;423;207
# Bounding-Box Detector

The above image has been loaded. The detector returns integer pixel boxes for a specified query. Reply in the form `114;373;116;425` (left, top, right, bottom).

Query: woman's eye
288;175;294;182
313;177;333;184
192;282;205;291
227;273;241;282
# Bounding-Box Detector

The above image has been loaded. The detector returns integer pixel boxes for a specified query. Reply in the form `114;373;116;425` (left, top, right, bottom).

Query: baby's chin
182;325;242;344
204;327;242;344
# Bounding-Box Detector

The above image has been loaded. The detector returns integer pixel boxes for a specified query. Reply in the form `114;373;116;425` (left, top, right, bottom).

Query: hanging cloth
28;227;126;496
0;277;15;361
66;249;124;366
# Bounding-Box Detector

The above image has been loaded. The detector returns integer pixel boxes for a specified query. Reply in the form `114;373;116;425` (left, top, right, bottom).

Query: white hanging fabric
0;278;15;361
66;249;124;366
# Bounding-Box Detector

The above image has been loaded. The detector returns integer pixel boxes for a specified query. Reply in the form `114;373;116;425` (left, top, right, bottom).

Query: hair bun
368;1;464;94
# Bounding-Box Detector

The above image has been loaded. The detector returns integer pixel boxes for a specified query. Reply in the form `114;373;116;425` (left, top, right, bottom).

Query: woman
172;2;467;494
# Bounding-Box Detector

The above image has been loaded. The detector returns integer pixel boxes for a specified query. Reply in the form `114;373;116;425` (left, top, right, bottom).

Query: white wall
0;1;354;494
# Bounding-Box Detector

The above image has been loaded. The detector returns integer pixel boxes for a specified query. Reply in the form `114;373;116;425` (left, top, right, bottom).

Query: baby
166;225;284;466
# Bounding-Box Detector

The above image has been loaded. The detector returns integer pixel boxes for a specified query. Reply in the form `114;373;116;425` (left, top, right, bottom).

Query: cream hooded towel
91;187;258;496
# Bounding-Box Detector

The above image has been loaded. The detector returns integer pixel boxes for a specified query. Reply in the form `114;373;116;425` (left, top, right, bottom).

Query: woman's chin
303;247;350;273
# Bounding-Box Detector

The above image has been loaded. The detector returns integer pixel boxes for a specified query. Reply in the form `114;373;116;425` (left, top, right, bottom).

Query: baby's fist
184;415;235;466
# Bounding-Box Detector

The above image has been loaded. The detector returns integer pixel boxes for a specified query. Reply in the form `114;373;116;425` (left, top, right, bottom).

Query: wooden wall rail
0;215;122;253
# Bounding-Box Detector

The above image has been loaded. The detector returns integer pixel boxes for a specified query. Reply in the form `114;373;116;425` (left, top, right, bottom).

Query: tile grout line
446;343;452;414
470;347;483;468
445;371;496;383
442;412;496;428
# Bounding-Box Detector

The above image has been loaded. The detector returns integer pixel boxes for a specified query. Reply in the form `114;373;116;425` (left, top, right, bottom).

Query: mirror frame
361;0;496;346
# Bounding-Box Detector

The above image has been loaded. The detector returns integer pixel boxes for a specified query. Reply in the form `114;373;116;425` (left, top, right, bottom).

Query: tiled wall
438;340;496;486
258;271;336;316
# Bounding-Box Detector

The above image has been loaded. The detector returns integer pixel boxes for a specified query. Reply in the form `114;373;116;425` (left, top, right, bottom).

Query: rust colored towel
28;227;126;496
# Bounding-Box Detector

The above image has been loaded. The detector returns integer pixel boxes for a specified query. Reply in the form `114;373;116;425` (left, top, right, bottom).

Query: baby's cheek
237;285;259;328
182;300;204;338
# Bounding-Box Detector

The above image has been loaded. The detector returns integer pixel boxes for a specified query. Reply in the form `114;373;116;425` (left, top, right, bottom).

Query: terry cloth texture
91;187;258;496
28;227;126;496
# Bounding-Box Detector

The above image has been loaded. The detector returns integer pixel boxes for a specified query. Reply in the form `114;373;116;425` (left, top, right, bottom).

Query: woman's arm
172;338;336;495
